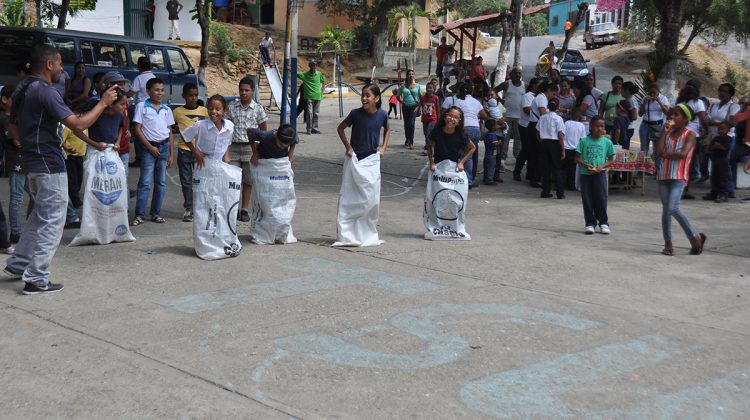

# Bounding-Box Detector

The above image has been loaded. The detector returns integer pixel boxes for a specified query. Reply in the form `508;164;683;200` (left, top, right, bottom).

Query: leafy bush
702;61;713;78
724;65;750;96
210;22;251;68
523;12;548;37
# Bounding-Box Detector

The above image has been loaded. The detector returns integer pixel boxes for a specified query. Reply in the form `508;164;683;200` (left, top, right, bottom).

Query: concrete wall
548;0;585;35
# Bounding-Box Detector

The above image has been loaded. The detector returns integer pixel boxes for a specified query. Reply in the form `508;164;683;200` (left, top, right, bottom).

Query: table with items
609;148;656;194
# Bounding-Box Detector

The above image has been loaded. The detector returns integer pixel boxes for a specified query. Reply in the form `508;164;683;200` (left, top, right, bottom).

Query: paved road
1;97;749;418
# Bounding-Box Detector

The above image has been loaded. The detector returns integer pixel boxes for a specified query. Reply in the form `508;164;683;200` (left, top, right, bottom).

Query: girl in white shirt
182;94;234;168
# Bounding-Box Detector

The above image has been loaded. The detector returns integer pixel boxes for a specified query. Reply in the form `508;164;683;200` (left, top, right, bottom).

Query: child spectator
576;117;615;234
227;76;268;222
482;119;500;185
388;88;399;119
420;82;439;151
537;97;566;199
61;121;86;228
249;124;298;165
173;83;208;222
132;78;175;226
612;99;632;149
487;96;504;121
563;119;586;191
182;95;233;167
166;0;183;40
1;85;33;244
703;121;732;203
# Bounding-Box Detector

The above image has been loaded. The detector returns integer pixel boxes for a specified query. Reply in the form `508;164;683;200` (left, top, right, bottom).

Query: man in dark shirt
166;0;183;40
4;44;116;295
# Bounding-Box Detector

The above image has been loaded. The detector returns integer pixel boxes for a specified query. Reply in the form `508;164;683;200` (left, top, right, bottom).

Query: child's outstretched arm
288;143;296;163
337;121;353;156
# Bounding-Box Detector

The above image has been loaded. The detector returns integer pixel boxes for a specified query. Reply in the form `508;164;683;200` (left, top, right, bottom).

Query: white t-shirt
529;93;548;123
707;100;740;137
627;96;638;130
591;87;603;101
564;120;586;150
181;119;234;159
641;94;670;123
442;95;484;128
519;92;535;128
131;71;156;104
685;98;706;135
537;111;565;140
260;37;273;48
133;100;175;142
504;81;525;119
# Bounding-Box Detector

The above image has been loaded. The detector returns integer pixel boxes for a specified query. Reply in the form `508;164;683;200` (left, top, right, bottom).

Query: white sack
333;153;384;247
70;147;135;246
250;157;297;245
192;160;243;260
423;160;471;240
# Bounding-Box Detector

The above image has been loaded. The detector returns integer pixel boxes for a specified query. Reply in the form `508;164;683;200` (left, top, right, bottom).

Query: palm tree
387;3;431;69
316;25;355;59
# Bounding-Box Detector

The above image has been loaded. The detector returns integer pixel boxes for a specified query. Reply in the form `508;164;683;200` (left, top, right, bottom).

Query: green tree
317;25;355;59
0;0;31;27
387;3;431;68
190;0;213;84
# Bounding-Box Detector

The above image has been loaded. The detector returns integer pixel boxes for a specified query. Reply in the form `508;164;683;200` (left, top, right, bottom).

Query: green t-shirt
399;83;422;107
298;70;325;101
576;135;615;175
601;91;624;126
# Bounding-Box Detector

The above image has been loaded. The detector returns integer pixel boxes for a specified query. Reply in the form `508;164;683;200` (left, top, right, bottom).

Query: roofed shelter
430;12;510;61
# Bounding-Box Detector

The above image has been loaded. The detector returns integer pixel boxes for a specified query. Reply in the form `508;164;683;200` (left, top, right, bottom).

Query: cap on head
309;59;317;66
103;71;128;86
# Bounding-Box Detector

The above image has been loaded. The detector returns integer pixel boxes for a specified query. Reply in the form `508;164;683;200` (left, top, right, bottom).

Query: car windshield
563;51;585;64
592;22;618;32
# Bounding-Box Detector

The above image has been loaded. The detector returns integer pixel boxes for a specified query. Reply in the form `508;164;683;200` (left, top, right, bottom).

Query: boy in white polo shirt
132;77;175;226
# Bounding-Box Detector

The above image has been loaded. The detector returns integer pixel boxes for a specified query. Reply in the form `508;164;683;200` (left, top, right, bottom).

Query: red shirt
118;107;130;155
732;107;750;144
420;95;439;124
436;45;450;63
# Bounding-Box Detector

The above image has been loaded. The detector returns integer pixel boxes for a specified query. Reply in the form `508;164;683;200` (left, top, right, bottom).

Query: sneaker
728;192;736;199
702;193;717;201
306;130;311;135
743;197;750;202
175;37;181;40
168;36;173;40
2;245;15;255
483;180;497;186
9;233;20;244
3;266;22;280
599;224;611;234
540;192;553;198
714;194;728;203
21;281;63;295
585;226;595;235
182;210;193;222
64;218;81;229
311;129;321;134
239;209;251;222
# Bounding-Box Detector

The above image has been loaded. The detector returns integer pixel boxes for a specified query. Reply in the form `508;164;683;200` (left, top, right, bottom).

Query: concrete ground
1;96;749;419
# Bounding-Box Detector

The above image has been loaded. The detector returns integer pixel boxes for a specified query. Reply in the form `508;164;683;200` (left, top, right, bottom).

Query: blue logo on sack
115;224;128;236
92;155;123;205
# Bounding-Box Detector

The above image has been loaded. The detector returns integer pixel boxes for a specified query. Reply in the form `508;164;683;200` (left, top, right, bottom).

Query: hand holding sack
192;160;243;260
250;158;297;245
424;160;471;240
333;153;384;247
70;147;135;246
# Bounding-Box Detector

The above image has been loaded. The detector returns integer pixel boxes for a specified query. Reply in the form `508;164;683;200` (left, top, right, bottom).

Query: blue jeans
402;105;417;145
422;121;435;149
465;126;481;185
639;121;663;170
135;141;169;218
657;179;696;242
7;172;68;286
580;172;608;227
8;171;34;236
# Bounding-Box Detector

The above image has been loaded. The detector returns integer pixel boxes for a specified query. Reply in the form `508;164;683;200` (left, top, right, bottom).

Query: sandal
131;216;144;226
690;233;707;255
152;215;166;224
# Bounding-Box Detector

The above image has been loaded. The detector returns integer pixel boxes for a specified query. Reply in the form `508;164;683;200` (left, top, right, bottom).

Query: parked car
479;31;491;38
0;27;206;105
584;22;620;50
535;47;590;81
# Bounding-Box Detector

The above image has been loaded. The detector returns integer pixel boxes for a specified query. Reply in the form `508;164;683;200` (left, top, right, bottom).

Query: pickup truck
584;22;620;50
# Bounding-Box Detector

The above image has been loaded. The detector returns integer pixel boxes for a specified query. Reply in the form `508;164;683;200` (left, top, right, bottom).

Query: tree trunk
57;0;70;28
196;0;210;84
678;22;703;55
558;2;588;63
494;12;513;85
654;0;684;99
512;0;524;70
373;11;389;67
410;15;416;69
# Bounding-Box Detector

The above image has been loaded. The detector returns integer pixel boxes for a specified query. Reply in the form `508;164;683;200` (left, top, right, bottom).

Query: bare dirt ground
585;40;750;97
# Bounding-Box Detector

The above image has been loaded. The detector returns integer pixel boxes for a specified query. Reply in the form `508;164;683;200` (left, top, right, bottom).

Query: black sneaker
311;129;321;134
714;194;728;203
9;233;20;244
3;266;22;280
21;281;63;295
239;209;250;222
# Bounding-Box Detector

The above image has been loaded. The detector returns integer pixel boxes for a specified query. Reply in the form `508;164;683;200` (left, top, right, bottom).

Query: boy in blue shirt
576;116;616;235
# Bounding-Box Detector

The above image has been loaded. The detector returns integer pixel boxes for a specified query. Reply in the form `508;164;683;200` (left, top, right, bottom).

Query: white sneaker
599;224;611;234
585;226;595;235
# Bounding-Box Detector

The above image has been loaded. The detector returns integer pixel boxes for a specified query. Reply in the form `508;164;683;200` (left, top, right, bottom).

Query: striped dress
657;127;695;183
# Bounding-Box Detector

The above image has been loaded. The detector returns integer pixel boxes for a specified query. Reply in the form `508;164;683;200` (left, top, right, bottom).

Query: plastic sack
192;160;243;260
250;157;297;245
423;159;471;240
70;147;135;246
333;153;384;247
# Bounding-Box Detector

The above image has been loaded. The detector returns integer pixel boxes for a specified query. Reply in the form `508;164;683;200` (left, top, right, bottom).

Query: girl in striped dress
656;103;706;256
